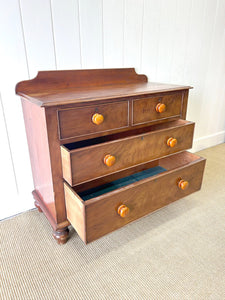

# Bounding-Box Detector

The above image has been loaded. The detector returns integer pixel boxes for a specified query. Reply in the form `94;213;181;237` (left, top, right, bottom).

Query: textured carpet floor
1;144;225;300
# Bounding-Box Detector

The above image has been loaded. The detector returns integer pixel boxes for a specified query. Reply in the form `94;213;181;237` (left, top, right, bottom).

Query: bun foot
34;200;42;213
53;227;69;245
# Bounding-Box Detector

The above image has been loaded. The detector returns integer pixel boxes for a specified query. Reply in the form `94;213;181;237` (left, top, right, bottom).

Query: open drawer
61;119;195;186
64;151;206;243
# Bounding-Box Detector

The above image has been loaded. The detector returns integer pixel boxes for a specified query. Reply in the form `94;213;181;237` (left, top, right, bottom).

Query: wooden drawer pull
178;179;189;190
104;154;116;167
117;205;129;218
92;113;104;125
156;103;166;113
167;137;177;147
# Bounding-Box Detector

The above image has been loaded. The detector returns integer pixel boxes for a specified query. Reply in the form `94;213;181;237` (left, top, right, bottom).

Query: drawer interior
64;119;192;151
65;150;205;243
79;165;166;200
75;151;203;201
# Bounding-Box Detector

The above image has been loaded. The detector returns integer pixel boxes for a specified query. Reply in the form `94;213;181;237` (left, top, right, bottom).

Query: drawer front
132;92;182;125
61;121;194;186
58;101;129;139
65;152;206;243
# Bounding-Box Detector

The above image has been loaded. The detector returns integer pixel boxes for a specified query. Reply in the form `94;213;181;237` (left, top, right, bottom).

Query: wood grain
21;99;56;221
65;151;206;243
15;69;191;107
64;182;86;243
16;69;198;244
132;92;183;125
58;101;129;139
61;120;195;185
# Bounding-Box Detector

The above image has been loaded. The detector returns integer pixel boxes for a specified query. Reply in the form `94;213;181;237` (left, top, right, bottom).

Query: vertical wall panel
103;0;124;67
0;0;34;218
78;0;103;68
0;94;18;219
169;0;192;84
1;0;224;219
51;0;81;69
155;0;177;82
195;0;221;138
124;0;144;68
184;0;216;139
141;0;161;80
20;0;56;77
201;0;225;137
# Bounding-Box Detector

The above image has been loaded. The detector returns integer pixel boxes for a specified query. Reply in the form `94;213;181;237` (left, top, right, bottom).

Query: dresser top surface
16;68;192;107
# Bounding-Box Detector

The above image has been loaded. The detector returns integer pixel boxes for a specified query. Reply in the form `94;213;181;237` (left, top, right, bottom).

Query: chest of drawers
16;68;205;244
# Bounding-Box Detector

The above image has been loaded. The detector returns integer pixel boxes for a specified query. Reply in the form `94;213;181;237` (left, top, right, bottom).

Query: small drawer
58;101;129;140
64;151;206;243
61;119;195;186
132;92;183;125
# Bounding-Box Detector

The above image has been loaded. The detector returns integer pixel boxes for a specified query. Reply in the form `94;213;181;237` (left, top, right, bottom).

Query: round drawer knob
117;205;129;218
104;154;116;167
178;179;189;190
156;103;166;113
92;113;104;125
167;137;177;147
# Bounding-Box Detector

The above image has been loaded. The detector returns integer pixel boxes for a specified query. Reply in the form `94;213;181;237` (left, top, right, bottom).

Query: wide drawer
61;119;195;186
58;101;129;140
65;151;206;243
132;92;183;125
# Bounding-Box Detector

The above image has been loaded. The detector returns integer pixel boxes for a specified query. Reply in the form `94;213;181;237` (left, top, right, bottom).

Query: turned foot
34;199;43;212
53;227;69;245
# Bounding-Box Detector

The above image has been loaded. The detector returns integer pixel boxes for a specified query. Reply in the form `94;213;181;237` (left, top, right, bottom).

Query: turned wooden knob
117;205;129;218
167;137;177;147
92;113;104;125
178;179;189;190
156;103;166;113
104;154;116;167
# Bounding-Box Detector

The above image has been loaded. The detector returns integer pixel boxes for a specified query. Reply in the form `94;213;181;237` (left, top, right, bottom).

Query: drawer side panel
64;183;86;243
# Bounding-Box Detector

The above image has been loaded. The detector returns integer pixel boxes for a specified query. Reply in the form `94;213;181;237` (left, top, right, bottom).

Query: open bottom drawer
64;151;206;243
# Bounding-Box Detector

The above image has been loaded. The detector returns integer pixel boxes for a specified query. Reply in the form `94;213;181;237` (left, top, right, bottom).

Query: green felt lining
79;166;167;201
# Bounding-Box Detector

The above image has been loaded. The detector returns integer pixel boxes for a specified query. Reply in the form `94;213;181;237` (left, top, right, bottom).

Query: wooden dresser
16;68;205;244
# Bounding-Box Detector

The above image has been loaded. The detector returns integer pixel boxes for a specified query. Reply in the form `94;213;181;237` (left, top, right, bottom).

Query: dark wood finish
53;227;69;245
61;120;195;186
64;184;86;242
74;159;160;193
16;68;202;245
16;69;191;107
181;89;189;119
65;152;206;243
132;92;183;125
32;190;70;231
44;107;68;224
34;199;42;213
21;100;57;221
58;101;129;139
59;110;183;145
21;100;69;234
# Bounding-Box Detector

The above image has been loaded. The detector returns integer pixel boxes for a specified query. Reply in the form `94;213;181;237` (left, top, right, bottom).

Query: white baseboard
191;131;225;153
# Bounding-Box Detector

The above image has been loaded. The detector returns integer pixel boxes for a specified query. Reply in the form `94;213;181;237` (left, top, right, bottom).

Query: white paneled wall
1;0;225;219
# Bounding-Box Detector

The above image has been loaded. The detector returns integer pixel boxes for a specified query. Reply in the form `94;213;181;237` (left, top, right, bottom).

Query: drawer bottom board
79;166;166;200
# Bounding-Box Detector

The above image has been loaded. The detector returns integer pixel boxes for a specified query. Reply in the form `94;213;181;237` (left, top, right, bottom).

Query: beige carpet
1;144;225;300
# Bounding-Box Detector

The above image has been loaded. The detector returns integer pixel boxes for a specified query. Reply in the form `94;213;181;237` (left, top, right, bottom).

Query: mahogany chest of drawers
16;68;205;244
